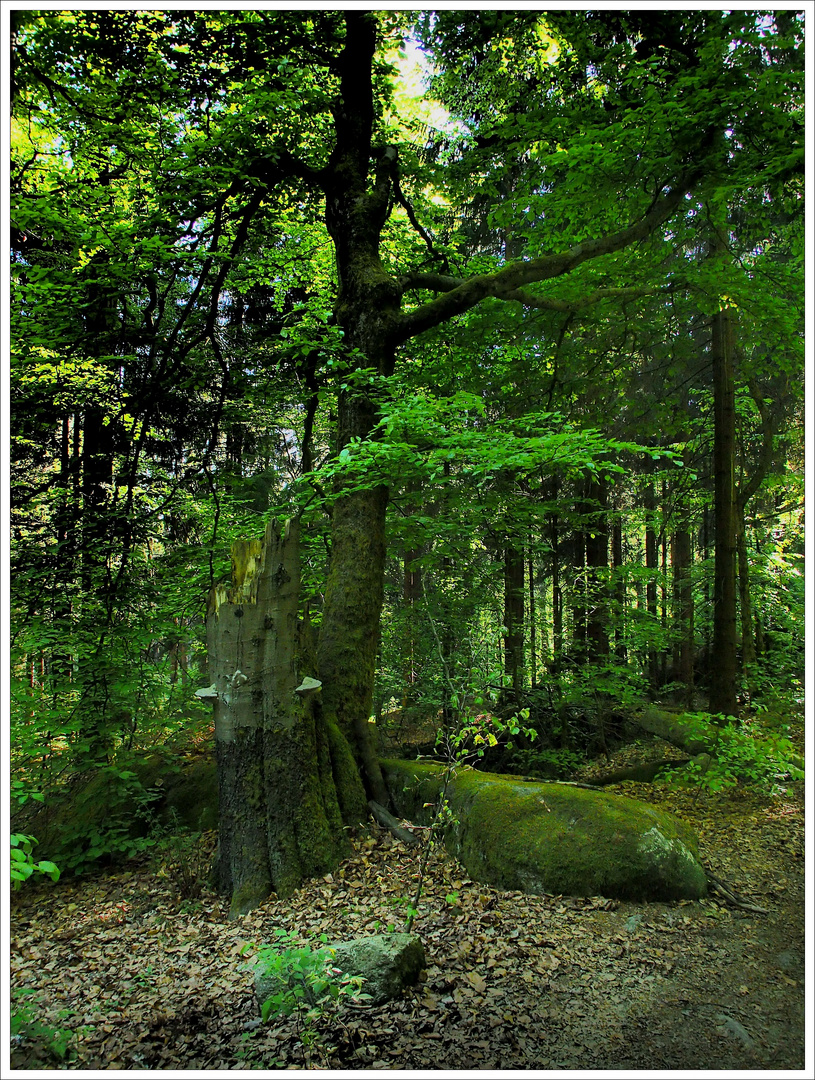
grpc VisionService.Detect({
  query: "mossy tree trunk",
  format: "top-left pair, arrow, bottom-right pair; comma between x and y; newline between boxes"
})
208,519 -> 360,916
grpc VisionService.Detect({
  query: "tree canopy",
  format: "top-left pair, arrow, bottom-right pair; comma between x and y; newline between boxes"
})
10,9 -> 804,909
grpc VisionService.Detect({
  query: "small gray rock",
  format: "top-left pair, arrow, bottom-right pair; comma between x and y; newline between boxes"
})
716,1013 -> 754,1050
328,933 -> 426,1006
775,948 -> 802,975
254,932 -> 425,1014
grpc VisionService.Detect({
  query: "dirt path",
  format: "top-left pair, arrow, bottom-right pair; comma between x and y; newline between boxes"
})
10,766 -> 805,1071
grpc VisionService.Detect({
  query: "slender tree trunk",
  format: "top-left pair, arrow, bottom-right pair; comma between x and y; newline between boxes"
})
584,475 -> 609,661
753,522 -> 766,659
503,543 -> 525,703
737,505 -> 757,677
611,504 -> 627,662
671,517 -> 694,703
708,226 -> 739,717
644,480 -> 660,692
570,520 -> 587,664
550,511 -> 563,664
659,479 -> 669,688
402,544 -> 422,710
734,378 -> 780,693
528,553 -> 538,687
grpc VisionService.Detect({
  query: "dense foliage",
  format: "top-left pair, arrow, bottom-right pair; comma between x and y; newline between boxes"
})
9,11 -> 804,867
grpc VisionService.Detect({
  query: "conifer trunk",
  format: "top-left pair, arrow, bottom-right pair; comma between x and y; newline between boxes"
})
584,475 -> 610,661
708,226 -> 739,717
503,544 -> 525,703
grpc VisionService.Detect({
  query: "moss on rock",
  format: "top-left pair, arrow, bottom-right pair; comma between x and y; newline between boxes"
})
16,755 -> 218,868
327,933 -> 425,1005
382,759 -> 707,902
161,760 -> 218,831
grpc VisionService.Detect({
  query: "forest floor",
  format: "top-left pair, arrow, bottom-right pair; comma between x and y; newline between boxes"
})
9,736 -> 807,1073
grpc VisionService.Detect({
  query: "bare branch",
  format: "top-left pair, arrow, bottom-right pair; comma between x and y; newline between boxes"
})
389,165 -> 449,272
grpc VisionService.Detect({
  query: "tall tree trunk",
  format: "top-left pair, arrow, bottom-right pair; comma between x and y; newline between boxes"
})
644,479 -> 660,693
550,511 -> 563,664
402,546 -> 422,710
659,479 -> 669,688
708,226 -> 739,717
528,553 -> 538,687
314,12 -> 401,808
671,516 -> 695,703
569,521 -> 587,664
736,505 -> 757,677
584,475 -> 609,661
208,519 -> 356,916
611,502 -> 627,662
735,378 -> 780,693
503,543 -> 525,703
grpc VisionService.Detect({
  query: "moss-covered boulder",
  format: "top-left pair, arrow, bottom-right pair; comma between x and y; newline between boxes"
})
160,759 -> 218,832
14,755 -> 218,868
382,759 -> 707,902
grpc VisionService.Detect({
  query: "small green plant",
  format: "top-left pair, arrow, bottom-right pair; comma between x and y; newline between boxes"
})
666,714 -> 804,795
10,989 -> 81,1065
48,763 -> 168,874
10,834 -> 60,888
245,929 -> 368,1067
133,963 -> 155,988
153,827 -> 209,901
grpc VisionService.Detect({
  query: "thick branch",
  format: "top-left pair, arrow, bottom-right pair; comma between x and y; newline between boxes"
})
400,273 -> 672,313
391,174 -> 699,345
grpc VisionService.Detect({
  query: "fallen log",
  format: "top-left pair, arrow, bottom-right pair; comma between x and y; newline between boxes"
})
632,708 -> 713,756
630,709 -> 804,779
382,759 -> 708,902
705,869 -> 769,914
589,754 -> 711,787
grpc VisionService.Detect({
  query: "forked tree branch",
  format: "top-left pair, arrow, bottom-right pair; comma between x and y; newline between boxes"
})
390,171 -> 702,345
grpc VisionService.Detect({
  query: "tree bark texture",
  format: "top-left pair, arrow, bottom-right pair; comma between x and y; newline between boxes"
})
708,227 -> 739,716
503,544 -> 525,703
644,480 -> 660,692
584,475 -> 610,661
207,519 -> 359,915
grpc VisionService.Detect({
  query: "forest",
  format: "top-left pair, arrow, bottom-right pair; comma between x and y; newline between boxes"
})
8,8 -> 806,1073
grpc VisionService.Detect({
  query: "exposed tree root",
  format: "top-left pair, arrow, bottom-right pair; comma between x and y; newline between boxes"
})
368,800 -> 421,846
704,868 -> 769,914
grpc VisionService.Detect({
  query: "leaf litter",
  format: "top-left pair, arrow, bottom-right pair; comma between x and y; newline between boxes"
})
10,757 -> 805,1071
